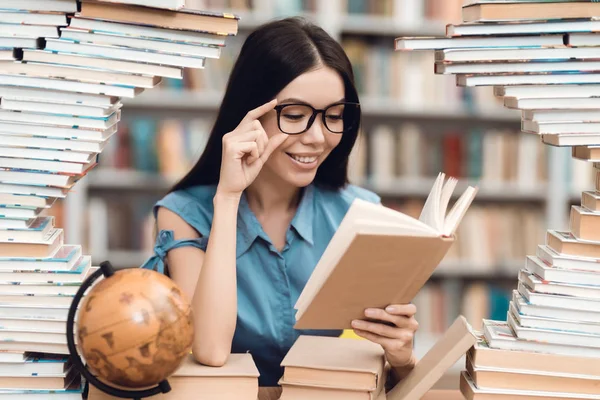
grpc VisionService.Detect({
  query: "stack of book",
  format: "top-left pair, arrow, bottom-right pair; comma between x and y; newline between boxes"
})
0,2 -> 91,399
464,329 -> 600,399
0,0 -> 239,398
87,353 -> 260,400
398,0 -> 600,147
279,335 -> 387,400
395,0 -> 600,399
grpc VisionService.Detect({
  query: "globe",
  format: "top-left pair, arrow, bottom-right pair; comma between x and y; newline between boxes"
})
76,268 -> 194,389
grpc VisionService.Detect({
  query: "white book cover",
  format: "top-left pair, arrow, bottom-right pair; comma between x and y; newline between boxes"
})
523,109 -> 600,123
448,19 -> 600,37
93,0 -> 185,10
59,28 -> 221,59
0,194 -> 55,209
0,217 -> 53,243
0,98 -> 122,118
458,73 -> 600,87
497,84 -> 600,99
508,309 -> 600,349
0,146 -> 95,164
0,73 -> 143,98
0,133 -> 108,153
0,183 -> 68,199
543,133 -> 600,147
519,269 -> 600,300
519,281 -> 600,314
397,34 -> 564,50
483,318 -> 600,358
506,97 -> 600,111
461,371 -> 600,399
0,169 -> 79,189
438,47 -> 600,63
0,12 -> 67,26
525,255 -> 600,286
0,85 -> 117,108
22,50 -> 183,80
437,61 -> 600,75
0,60 -> 161,89
0,121 -> 116,142
69,16 -> 226,46
514,289 -> 600,324
0,245 -> 81,271
0,157 -> 96,175
0,256 -> 90,284
45,39 -> 206,70
0,207 -> 39,220
510,301 -> 600,337
0,0 -> 77,12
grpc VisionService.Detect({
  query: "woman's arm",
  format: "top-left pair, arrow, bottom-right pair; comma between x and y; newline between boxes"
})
156,192 -> 240,367
156,99 -> 287,367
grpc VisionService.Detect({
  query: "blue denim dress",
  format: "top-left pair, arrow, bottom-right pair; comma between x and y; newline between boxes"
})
141,183 -> 380,386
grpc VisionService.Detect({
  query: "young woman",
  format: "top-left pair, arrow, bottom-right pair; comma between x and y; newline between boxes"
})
142,17 -> 418,389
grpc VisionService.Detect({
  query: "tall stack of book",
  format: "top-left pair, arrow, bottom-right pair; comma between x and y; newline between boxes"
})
0,0 -> 238,398
396,1 -> 600,399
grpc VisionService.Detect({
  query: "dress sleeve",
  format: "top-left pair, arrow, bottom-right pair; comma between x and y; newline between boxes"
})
140,230 -> 208,275
140,189 -> 213,275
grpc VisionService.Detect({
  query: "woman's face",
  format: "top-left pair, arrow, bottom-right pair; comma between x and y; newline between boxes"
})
259,66 -> 345,188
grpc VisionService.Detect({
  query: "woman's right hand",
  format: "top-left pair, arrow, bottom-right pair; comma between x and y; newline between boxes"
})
217,99 -> 288,197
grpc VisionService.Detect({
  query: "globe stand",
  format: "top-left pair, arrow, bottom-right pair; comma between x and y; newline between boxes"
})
67,261 -> 172,400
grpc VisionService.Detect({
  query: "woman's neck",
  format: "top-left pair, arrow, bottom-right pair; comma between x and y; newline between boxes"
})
245,174 -> 300,214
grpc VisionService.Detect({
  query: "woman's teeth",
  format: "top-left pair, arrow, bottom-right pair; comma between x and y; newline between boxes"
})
291,155 -> 317,164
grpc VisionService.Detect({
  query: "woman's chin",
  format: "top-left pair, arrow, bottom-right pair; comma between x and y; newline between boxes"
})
282,170 -> 317,188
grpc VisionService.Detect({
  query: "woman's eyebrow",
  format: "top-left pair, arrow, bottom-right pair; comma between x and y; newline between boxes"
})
279,97 -> 347,105
279,97 -> 309,104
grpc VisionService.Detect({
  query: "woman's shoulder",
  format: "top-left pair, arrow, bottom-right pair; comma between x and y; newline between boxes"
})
153,184 -> 218,234
156,184 -> 218,214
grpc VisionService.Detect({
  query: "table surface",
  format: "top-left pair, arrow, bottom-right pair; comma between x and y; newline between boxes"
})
257,387 -> 463,400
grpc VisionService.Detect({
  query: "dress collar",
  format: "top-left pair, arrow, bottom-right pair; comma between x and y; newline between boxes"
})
236,184 -> 315,257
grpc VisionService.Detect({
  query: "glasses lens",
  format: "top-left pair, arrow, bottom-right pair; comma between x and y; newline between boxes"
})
325,103 -> 360,133
278,104 -> 314,135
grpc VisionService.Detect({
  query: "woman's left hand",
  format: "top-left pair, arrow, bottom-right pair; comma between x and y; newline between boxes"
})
351,304 -> 418,369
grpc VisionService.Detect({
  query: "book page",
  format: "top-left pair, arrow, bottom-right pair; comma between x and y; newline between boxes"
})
354,219 -> 438,237
419,173 -> 444,232
443,186 -> 478,236
439,176 -> 457,226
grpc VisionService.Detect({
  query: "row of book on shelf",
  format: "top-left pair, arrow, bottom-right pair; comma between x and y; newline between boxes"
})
81,192 -> 545,274
364,125 -> 549,188
98,118 -> 593,195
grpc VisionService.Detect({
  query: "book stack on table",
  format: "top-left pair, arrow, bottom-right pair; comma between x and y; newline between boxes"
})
0,0 -> 238,398
396,1 -> 600,399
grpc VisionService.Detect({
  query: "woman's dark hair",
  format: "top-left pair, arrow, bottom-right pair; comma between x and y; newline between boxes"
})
170,17 -> 361,193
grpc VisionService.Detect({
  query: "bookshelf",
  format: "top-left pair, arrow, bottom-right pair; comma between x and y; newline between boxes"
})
65,0 -> 585,267
63,0 -> 588,360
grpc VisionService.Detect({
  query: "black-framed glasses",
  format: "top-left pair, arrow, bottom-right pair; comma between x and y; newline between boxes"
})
274,102 -> 360,135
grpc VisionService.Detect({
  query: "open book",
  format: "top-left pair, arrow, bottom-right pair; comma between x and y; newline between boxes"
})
294,173 -> 478,329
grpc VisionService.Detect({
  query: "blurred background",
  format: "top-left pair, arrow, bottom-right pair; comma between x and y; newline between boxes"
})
45,0 -> 589,367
